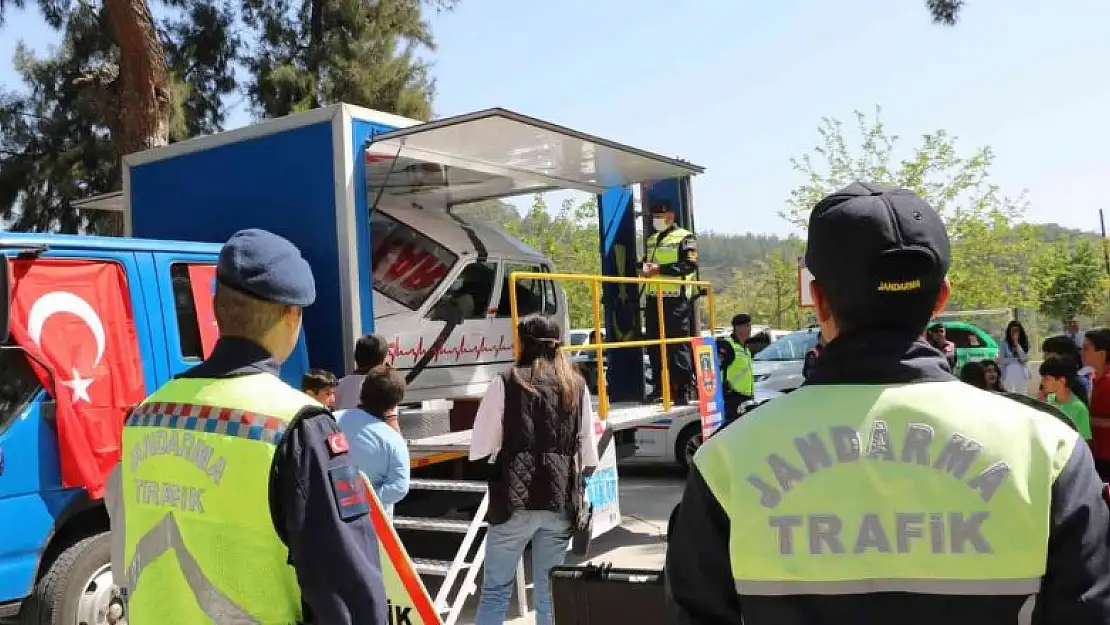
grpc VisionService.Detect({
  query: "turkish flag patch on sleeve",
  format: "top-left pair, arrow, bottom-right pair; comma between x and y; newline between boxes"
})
327,432 -> 350,456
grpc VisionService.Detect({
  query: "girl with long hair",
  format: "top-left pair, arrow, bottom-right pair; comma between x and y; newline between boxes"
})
959,361 -> 989,390
999,320 -> 1031,394
469,315 -> 599,625
980,359 -> 1005,392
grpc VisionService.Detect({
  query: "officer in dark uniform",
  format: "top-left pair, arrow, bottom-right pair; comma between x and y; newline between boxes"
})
717,313 -> 755,425
667,183 -> 1110,624
640,201 -> 699,404
128,229 -> 388,624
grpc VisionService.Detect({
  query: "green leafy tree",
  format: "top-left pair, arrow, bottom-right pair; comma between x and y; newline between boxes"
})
457,195 -> 602,327
782,106 -> 1042,311
1,0 -> 450,232
1037,239 -> 1109,323
244,0 -> 454,120
712,246 -> 808,331
515,195 -> 600,327
0,0 -> 238,232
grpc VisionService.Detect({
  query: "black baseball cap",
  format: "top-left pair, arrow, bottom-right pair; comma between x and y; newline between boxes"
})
649,201 -> 673,215
804,182 -> 950,325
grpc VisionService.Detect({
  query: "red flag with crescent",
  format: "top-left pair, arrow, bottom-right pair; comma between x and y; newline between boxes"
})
8,259 -> 146,499
186,264 -> 218,358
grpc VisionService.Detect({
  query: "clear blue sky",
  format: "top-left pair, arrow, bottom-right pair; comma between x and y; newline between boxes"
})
3,0 -> 1110,237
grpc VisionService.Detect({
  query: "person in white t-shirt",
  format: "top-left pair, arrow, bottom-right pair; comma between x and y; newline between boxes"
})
335,334 -> 389,410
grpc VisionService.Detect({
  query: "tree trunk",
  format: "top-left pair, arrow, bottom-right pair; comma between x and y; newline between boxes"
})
98,0 -> 170,235
103,0 -> 170,153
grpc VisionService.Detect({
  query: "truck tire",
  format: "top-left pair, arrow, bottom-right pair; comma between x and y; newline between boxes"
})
21,532 -> 125,625
674,423 -> 703,473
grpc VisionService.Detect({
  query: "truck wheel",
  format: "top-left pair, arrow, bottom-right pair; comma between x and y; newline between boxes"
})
674,423 -> 703,472
22,532 -> 126,625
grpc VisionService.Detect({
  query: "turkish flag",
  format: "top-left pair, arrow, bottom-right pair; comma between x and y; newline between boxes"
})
8,259 -> 146,499
186,264 -> 218,358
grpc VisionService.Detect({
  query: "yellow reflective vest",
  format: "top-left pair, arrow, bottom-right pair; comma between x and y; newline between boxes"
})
724,337 -> 754,397
113,373 -> 317,624
644,227 -> 695,297
694,380 -> 1078,596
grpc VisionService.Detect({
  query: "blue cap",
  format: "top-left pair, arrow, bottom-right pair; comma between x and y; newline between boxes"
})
216,229 -> 316,307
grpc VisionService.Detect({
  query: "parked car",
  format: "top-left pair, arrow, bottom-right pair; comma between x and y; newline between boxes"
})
746,328 -> 791,356
752,327 -> 822,393
936,320 -> 999,371
621,386 -> 784,470
567,327 -> 655,395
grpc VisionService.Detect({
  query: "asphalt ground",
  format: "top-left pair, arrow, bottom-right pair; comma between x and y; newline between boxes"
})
454,464 -> 684,625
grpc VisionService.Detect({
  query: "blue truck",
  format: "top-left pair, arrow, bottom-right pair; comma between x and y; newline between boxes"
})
0,103 -> 712,623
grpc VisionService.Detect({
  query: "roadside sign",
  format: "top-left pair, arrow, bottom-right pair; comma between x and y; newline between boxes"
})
692,336 -> 725,440
798,257 -> 815,308
361,473 -> 443,624
586,423 -> 621,537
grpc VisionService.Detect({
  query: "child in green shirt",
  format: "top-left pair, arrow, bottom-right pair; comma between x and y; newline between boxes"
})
1039,358 -> 1093,441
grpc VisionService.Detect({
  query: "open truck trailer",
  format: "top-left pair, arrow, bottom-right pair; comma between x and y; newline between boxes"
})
0,103 -> 722,624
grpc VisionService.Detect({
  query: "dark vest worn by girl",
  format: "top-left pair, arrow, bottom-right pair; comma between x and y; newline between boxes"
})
486,370 -> 580,525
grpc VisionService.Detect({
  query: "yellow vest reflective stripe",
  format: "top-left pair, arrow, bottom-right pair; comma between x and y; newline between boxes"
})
694,381 -> 1077,596
725,337 -> 754,396
645,227 -> 694,297
118,374 -> 316,625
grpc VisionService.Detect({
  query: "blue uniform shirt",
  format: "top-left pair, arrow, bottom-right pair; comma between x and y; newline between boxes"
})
180,337 -> 388,625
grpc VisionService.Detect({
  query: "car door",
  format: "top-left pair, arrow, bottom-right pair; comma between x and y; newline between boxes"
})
416,258 -> 505,399
0,250 -> 155,601
150,254 -> 309,387
494,260 -> 561,340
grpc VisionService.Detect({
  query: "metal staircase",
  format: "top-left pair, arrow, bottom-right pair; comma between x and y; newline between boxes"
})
395,478 -> 528,624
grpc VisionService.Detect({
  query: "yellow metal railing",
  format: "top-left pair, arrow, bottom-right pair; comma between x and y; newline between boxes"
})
508,272 -> 716,418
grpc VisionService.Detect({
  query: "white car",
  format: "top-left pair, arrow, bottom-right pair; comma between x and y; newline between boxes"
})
621,386 -> 784,470
752,327 -> 821,393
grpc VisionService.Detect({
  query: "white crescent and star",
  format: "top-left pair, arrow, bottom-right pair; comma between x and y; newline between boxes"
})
27,291 -> 106,404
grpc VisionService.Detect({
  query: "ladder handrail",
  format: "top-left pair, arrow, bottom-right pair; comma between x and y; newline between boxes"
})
507,270 -> 717,417
436,492 -> 489,619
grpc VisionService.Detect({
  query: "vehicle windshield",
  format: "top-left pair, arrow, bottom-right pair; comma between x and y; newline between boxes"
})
0,346 -> 43,434
370,211 -> 459,310
754,331 -> 818,362
569,332 -> 590,346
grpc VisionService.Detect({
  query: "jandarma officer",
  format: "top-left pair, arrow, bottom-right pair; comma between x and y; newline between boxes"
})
640,200 -> 699,404
718,313 -> 754,424
105,229 -> 388,625
666,183 -> 1110,624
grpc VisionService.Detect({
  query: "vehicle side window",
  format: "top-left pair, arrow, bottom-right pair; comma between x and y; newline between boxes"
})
754,332 -> 816,361
0,345 -> 43,435
371,211 -> 458,310
429,261 -> 498,322
946,329 -> 979,349
170,264 -> 204,360
746,331 -> 772,355
541,266 -> 558,315
497,263 -> 558,317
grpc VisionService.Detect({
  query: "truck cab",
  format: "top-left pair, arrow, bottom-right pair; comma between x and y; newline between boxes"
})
371,205 -> 568,402
0,104 -> 712,624
0,234 -> 308,623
